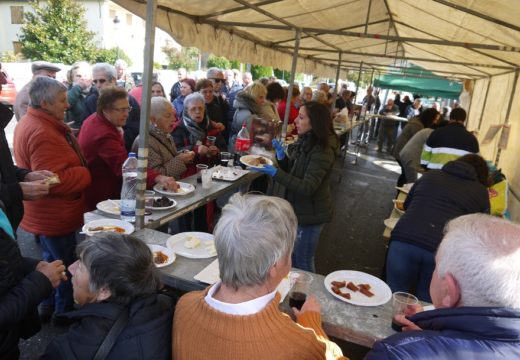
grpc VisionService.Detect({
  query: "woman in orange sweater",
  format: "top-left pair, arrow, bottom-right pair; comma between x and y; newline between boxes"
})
14,77 -> 91,324
173,193 -> 346,360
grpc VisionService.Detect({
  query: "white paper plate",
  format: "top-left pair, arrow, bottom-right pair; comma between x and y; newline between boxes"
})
96,199 -> 120,216
82,219 -> 134,236
211,166 -> 249,182
239,155 -> 273,169
194,259 -> 294,303
146,196 -> 177,211
324,270 -> 392,306
166,232 -> 216,259
148,244 -> 176,268
392,199 -> 405,215
384,218 -> 399,230
153,182 -> 195,196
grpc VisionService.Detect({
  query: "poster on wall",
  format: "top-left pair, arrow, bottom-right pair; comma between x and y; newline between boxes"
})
482,124 -> 502,145
498,125 -> 510,150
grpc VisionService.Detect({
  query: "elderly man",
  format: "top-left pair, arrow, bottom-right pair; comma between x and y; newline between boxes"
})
169,67 -> 187,102
14,61 -> 61,121
366,213 -> 520,359
242,71 -> 253,87
376,98 -> 400,153
173,193 -> 346,359
114,59 -> 134,91
80,63 -> 141,151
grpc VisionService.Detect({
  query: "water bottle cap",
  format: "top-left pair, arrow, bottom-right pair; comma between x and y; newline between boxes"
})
128,152 -> 137,157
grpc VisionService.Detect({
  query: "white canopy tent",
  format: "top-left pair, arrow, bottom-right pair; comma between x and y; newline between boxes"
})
113,0 -> 520,225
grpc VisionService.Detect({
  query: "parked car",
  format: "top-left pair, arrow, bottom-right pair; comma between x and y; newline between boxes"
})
0,67 -> 17,108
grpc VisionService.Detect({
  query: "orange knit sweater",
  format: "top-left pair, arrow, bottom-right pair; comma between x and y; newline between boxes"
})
172,288 -> 347,360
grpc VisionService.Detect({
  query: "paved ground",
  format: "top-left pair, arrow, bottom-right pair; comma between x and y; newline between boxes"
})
13,129 -> 399,359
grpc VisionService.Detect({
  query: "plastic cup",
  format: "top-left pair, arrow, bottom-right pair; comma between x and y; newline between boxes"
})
289,272 -> 313,310
144,190 -> 155,207
391,292 -> 418,332
206,136 -> 216,146
196,164 -> 208,183
201,169 -> 212,189
220,152 -> 232,167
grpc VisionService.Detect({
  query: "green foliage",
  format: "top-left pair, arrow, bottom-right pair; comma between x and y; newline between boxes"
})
0,52 -> 18,62
162,45 -> 200,71
153,62 -> 164,70
274,68 -> 290,82
18,0 -> 98,64
207,55 -> 231,70
230,60 -> 241,69
93,48 -> 132,66
251,65 -> 272,80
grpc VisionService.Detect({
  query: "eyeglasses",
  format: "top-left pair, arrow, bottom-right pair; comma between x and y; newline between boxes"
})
211,78 -> 224,83
188,106 -> 204,113
92,79 -> 107,84
112,106 -> 133,113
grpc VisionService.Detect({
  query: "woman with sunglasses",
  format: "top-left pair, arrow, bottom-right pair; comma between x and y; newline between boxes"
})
78,87 -> 178,211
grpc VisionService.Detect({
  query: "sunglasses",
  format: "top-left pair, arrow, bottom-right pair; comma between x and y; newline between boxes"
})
93,79 -> 107,84
211,78 -> 224,83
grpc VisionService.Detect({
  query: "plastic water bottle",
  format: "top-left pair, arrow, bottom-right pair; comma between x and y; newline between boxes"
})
120,152 -> 138,222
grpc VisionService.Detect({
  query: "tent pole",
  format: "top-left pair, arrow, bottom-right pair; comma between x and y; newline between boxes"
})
135,0 -> 158,230
364,0 -> 372,34
369,69 -> 375,85
494,69 -> 519,166
354,62 -> 363,105
282,29 -> 301,139
477,79 -> 492,131
331,51 -> 343,113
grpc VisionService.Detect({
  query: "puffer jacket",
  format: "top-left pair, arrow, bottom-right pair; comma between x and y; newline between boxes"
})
230,92 -> 260,151
391,160 -> 490,252
274,132 -> 339,225
14,108 -> 91,236
0,103 -> 29,230
41,294 -> 175,360
0,228 -> 53,360
365,307 -> 520,360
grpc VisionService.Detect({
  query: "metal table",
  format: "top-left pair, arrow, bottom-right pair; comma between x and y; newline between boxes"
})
137,228 -> 398,348
84,170 -> 261,229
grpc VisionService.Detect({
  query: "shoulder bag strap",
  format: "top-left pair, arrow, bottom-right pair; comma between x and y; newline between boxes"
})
92,307 -> 130,360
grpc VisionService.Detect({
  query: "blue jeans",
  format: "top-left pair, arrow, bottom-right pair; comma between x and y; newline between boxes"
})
40,232 -> 77,313
292,224 -> 323,272
385,240 -> 435,302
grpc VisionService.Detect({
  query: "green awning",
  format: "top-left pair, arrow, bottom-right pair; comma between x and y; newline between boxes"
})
373,66 -> 463,99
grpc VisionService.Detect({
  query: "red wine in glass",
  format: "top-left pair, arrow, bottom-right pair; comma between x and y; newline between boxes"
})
289,291 -> 307,310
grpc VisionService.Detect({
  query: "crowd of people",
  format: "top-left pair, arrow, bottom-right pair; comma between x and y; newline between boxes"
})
1,58 -> 519,359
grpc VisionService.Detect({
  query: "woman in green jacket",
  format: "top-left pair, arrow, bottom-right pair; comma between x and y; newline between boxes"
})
255,101 -> 339,271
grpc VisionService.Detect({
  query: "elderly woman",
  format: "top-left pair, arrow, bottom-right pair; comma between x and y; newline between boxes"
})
173,193 -> 345,359
14,77 -> 92,323
172,92 -> 225,175
230,81 -> 266,151
79,87 -> 177,211
255,101 -> 340,272
386,154 -> 490,302
42,234 -> 174,359
132,97 -> 194,179
173,78 -> 195,121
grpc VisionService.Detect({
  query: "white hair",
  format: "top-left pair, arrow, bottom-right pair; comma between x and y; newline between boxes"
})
438,214 -> 520,308
214,193 -> 297,290
29,76 -> 67,109
150,96 -> 172,119
312,90 -> 327,104
92,63 -> 117,81
183,92 -> 204,110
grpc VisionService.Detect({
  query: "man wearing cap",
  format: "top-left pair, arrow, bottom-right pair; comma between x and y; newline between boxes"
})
14,61 -> 61,121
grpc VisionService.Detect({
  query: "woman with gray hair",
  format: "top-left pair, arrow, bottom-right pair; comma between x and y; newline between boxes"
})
132,97 -> 194,179
14,76 -> 92,324
42,234 -> 175,359
173,193 -> 345,359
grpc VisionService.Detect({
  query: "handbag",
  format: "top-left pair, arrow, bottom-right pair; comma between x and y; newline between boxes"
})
92,307 -> 129,360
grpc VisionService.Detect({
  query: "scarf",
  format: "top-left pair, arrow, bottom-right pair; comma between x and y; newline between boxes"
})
182,112 -> 209,146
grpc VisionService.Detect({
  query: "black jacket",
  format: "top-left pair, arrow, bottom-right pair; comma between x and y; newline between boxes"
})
41,294 -> 175,360
391,160 -> 490,252
274,132 -> 340,225
366,307 -> 520,359
0,103 -> 29,230
0,228 -> 53,360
